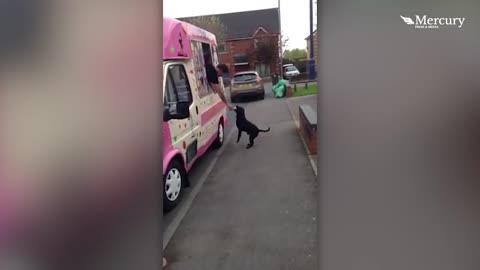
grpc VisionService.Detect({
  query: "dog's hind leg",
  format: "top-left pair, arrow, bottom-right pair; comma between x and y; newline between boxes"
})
246,133 -> 258,149
236,129 -> 242,143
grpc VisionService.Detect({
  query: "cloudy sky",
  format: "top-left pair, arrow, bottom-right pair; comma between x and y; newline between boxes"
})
164,0 -> 317,50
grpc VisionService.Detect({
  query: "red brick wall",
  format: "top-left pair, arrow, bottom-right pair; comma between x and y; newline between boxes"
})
218,39 -> 253,76
261,35 -> 280,76
218,35 -> 280,77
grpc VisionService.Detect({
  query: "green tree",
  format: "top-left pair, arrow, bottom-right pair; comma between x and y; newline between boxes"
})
254,38 -> 277,65
283,48 -> 307,60
183,16 -> 227,42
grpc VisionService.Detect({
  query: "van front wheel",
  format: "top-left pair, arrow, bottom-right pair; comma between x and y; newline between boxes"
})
211,122 -> 224,149
163,160 -> 185,212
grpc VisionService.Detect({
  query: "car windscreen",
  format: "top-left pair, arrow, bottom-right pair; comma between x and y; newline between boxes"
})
234,73 -> 257,82
285,66 -> 298,72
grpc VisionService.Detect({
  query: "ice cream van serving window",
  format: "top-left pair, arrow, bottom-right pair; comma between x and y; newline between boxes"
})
202,42 -> 215,94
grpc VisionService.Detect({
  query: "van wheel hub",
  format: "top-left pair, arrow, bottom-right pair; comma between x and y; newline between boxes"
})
165,168 -> 182,201
218,124 -> 224,143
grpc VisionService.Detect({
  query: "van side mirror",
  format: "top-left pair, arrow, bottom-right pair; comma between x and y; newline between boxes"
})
164,101 -> 190,121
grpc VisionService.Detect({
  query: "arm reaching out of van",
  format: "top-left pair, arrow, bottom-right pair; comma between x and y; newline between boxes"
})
210,83 -> 233,110
205,63 -> 234,110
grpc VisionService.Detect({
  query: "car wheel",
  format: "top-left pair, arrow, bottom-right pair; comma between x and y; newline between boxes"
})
163,160 -> 185,212
211,121 -> 224,149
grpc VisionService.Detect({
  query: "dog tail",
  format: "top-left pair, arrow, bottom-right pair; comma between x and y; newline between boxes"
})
259,127 -> 271,133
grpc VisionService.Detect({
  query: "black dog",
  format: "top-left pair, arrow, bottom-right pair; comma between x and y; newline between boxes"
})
233,105 -> 270,149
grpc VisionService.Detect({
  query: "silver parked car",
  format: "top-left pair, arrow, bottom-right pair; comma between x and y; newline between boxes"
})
283,64 -> 300,79
230,71 -> 265,102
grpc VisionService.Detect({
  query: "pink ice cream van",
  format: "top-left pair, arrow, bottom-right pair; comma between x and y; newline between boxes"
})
162,18 -> 228,211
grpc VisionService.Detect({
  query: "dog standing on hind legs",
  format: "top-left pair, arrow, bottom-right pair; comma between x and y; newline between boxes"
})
233,105 -> 271,149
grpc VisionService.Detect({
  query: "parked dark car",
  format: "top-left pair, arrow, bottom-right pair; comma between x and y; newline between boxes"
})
230,71 -> 265,102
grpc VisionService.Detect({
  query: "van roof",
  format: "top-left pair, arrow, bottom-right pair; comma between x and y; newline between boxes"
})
163,17 -> 217,60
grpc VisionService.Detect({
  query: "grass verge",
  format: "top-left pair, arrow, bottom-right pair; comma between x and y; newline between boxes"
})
292,83 -> 317,97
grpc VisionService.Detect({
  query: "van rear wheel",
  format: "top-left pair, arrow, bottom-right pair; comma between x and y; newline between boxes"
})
163,160 -> 185,212
211,122 -> 224,149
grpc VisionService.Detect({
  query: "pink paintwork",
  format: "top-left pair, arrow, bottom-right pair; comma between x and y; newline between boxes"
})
162,121 -> 182,174
162,17 -> 227,179
184,123 -> 221,173
163,18 -> 191,59
0,166 -> 27,248
200,101 -> 226,126
163,18 -> 217,60
193,127 -> 219,163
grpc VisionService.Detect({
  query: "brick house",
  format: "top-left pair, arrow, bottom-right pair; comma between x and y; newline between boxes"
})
305,30 -> 318,66
179,8 -> 281,78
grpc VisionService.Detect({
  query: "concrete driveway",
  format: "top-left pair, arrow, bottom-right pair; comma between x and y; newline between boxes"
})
163,83 -> 317,270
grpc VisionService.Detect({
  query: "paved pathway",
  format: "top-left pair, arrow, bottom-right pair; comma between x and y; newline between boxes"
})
286,94 -> 318,175
163,87 -> 317,270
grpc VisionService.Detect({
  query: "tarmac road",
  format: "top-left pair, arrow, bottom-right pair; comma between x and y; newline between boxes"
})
163,82 -> 317,270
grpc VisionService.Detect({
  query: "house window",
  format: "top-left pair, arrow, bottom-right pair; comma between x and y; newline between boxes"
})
254,38 -> 259,49
218,42 -> 227,53
233,54 -> 249,66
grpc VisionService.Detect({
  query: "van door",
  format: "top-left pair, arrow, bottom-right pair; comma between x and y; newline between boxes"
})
164,63 -> 199,165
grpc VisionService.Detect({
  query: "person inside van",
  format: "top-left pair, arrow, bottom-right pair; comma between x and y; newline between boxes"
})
205,57 -> 234,110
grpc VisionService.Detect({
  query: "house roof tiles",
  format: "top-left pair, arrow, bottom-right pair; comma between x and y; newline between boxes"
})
178,8 -> 280,40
